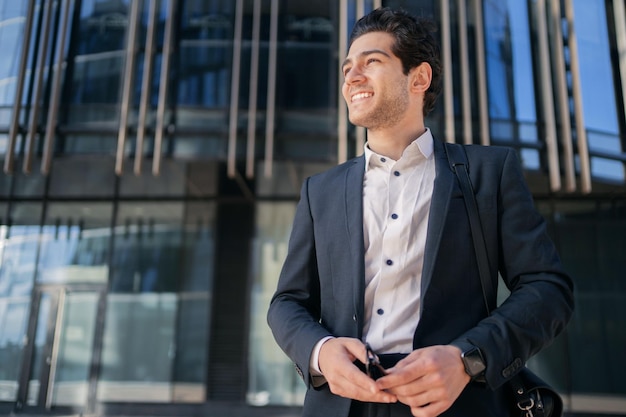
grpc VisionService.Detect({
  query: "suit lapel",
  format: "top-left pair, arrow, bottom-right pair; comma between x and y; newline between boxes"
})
342,147 -> 456,324
345,156 -> 366,333
420,140 -> 456,309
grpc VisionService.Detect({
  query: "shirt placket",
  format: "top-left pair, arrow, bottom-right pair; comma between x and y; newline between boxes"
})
370,161 -> 405,345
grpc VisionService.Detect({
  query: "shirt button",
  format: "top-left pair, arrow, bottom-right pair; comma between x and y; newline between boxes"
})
380,157 -> 386,163
386,259 -> 393,266
391,213 -> 398,219
377,309 -> 384,315
394,171 -> 400,176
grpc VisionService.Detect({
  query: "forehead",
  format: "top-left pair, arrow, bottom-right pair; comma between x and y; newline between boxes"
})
346,31 -> 396,61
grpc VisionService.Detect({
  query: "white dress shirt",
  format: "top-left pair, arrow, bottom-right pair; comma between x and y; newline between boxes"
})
362,129 -> 435,353
310,129 -> 436,376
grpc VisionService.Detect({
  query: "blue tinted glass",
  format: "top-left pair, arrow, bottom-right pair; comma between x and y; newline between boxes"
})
69,0 -> 131,117
573,0 -> 618,137
484,0 -> 537,143
572,0 -> 623,182
177,1 -> 234,108
0,3 -> 30,106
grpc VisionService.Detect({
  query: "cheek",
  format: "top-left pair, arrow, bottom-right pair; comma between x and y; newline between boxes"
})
341,83 -> 349,102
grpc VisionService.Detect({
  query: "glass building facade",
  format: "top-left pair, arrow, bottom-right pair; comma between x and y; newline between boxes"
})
0,0 -> 624,416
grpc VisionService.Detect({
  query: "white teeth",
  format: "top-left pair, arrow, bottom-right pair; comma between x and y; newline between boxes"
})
352,92 -> 373,102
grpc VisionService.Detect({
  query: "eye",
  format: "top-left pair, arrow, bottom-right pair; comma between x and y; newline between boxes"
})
366,57 -> 380,65
342,66 -> 351,77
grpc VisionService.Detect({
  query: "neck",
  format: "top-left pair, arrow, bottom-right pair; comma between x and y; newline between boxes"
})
366,126 -> 427,160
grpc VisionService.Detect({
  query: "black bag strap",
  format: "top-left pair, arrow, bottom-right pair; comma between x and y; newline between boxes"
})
444,142 -> 495,313
445,142 -> 563,417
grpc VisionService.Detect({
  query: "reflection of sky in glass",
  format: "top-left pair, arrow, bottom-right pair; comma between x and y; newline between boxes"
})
574,0 -> 622,181
507,0 -> 535,122
574,0 -> 618,136
484,0 -> 536,123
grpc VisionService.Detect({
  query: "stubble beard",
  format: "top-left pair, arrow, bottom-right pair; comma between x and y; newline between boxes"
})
348,78 -> 410,131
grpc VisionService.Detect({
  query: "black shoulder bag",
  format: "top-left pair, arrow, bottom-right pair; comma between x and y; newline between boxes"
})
445,142 -> 564,417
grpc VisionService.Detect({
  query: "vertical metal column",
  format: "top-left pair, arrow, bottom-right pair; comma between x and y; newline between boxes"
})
564,0 -> 592,193
264,0 -> 279,178
153,0 -> 176,176
227,0 -> 244,178
473,0 -> 490,146
458,0 -> 472,145
42,0 -> 72,175
5,0 -> 36,174
134,0 -> 158,175
614,0 -> 626,161
45,290 -> 66,410
549,0 -> 576,192
115,0 -> 141,175
245,0 -> 262,178
535,0 -> 561,192
337,0 -> 349,164
354,0 -> 366,156
441,0 -> 455,143
23,0 -> 55,174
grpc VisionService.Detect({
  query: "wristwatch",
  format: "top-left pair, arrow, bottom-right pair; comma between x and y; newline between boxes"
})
460,346 -> 486,379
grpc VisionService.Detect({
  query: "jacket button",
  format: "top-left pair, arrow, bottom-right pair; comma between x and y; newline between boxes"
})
352,314 -> 357,322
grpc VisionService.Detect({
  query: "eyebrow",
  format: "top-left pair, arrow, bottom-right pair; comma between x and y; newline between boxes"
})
341,49 -> 392,70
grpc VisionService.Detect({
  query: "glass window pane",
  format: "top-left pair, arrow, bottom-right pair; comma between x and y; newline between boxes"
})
0,203 -> 40,401
51,292 -> 99,407
247,201 -> 305,406
110,202 -> 185,293
0,2 -> 32,131
548,200 -> 626,395
67,0 -> 130,128
101,201 -> 214,403
572,0 -> 624,182
3,203 -> 42,296
98,293 -> 176,402
484,0 -> 538,147
36,202 -> 112,285
0,296 -> 30,401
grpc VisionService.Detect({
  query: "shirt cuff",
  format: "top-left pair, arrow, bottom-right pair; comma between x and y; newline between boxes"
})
310,336 -> 335,375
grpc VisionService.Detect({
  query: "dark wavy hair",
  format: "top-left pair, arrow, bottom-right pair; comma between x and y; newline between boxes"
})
348,7 -> 442,117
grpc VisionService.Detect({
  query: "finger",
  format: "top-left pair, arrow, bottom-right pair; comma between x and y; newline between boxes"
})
342,338 -> 372,365
374,363 -> 426,391
330,370 -> 397,403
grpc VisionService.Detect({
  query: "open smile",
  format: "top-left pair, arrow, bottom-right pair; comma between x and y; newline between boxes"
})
351,92 -> 374,102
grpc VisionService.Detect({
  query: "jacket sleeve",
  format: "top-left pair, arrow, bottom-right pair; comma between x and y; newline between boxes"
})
451,147 -> 574,390
266,177 -> 333,388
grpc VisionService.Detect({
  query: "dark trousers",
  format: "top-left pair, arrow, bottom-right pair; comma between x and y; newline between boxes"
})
349,353 -> 414,417
348,400 -> 414,417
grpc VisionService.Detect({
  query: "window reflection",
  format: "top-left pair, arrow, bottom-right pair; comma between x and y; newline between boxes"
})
0,3 -> 29,110
0,296 -> 29,402
247,201 -> 305,406
100,201 -> 214,403
51,292 -> 99,407
69,0 -> 131,127
484,0 -> 538,149
98,293 -> 177,402
572,0 -> 623,182
37,203 -> 113,285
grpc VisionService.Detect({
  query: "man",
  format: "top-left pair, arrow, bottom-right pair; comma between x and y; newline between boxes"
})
267,7 -> 574,417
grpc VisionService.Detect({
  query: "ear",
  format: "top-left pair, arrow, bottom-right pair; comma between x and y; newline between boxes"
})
409,62 -> 432,94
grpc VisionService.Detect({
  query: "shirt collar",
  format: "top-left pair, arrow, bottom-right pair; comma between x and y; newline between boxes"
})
364,128 -> 434,171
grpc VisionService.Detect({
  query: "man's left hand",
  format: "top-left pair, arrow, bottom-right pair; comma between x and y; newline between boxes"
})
374,345 -> 471,417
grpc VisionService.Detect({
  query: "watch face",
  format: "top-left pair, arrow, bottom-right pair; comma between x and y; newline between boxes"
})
463,347 -> 486,377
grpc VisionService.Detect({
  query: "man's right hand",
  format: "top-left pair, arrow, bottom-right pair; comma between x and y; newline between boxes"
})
317,337 -> 397,403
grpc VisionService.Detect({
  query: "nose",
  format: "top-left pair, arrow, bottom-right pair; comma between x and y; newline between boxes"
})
344,65 -> 365,85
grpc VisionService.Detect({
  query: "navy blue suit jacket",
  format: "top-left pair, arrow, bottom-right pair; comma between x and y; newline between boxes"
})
267,139 -> 574,416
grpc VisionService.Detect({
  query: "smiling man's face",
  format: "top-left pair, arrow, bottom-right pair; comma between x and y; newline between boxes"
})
341,32 -> 411,131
